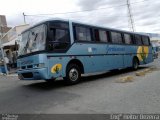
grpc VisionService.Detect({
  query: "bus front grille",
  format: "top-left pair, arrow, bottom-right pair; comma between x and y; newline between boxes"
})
21,72 -> 33,78
27,65 -> 33,69
21,65 -> 33,69
21,66 -> 26,69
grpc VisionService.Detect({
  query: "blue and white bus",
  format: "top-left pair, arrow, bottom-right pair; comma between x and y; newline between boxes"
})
17,19 -> 153,85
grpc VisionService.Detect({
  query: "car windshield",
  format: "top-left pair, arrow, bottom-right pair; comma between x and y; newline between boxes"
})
18,24 -> 47,56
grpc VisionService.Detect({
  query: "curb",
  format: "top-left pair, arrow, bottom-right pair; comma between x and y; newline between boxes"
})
0,73 -> 18,77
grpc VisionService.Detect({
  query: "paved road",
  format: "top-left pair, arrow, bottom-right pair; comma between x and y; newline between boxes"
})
0,58 -> 160,114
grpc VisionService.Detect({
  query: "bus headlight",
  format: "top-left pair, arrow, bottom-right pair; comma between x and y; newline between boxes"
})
33,63 -> 45,68
38,63 -> 45,68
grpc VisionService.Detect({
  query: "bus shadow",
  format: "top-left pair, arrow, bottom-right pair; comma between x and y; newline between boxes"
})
24,80 -> 66,90
81,66 -> 148,83
82,66 -> 149,82
24,66 -> 149,90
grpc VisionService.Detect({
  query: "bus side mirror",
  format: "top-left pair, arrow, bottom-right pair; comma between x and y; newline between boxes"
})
15,42 -> 19,58
15,42 -> 18,51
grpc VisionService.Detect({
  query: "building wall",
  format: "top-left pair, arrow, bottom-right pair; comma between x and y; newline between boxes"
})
0,26 -> 11,33
1,24 -> 30,44
0,15 -> 11,40
0,15 -> 7,26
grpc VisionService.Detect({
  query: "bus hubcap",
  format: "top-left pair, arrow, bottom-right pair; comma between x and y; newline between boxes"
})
135,63 -> 137,68
134,61 -> 138,69
69,68 -> 78,81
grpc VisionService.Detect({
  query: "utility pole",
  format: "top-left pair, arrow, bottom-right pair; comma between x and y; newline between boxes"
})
23,12 -> 26,24
127,0 -> 135,32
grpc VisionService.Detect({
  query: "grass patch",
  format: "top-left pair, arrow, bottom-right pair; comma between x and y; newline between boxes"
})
149,67 -> 160,71
136,67 -> 160,77
116,76 -> 134,83
135,71 -> 146,76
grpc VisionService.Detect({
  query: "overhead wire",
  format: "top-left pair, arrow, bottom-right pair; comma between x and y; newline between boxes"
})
24,0 -> 160,32
24,0 -> 152,17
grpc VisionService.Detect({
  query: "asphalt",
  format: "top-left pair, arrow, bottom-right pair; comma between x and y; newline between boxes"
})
0,58 -> 160,114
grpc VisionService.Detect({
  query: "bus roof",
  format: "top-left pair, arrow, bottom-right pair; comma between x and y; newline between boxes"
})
22,18 -> 149,37
21,18 -> 69,33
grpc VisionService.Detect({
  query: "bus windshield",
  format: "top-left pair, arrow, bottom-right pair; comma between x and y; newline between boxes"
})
18,24 -> 47,56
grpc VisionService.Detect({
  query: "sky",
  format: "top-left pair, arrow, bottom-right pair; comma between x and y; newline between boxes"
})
0,0 -> 160,33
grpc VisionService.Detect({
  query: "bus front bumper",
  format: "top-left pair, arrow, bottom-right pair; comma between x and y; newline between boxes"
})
17,68 -> 48,80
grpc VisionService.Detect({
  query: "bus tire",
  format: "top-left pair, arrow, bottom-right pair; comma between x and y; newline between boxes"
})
132,58 -> 139,70
64,64 -> 81,85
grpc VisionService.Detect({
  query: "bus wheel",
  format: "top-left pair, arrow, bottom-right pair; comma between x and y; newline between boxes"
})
132,58 -> 139,70
65,64 -> 81,85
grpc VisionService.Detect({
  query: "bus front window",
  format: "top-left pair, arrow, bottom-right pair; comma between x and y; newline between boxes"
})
18,24 -> 46,56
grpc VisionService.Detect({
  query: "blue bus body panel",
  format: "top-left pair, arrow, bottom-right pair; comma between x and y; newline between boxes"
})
17,54 -> 49,80
17,43 -> 153,80
46,43 -> 153,79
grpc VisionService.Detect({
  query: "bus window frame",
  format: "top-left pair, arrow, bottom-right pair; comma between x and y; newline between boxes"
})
72,23 -> 152,48
123,33 -> 134,45
110,30 -> 124,45
73,23 -> 113,45
133,34 -> 143,46
18,22 -> 49,58
94,28 -> 110,43
47,21 -> 71,53
142,36 -> 150,46
18,20 -> 153,59
73,24 -> 93,42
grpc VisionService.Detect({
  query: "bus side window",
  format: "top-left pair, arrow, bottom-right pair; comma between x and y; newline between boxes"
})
111,31 -> 123,44
124,33 -> 133,45
134,35 -> 142,45
75,26 -> 91,41
99,30 -> 109,43
142,36 -> 150,46
49,28 -> 70,50
55,29 -> 69,42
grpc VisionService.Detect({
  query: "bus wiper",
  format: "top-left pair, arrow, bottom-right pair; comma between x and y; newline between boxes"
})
33,33 -> 38,41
